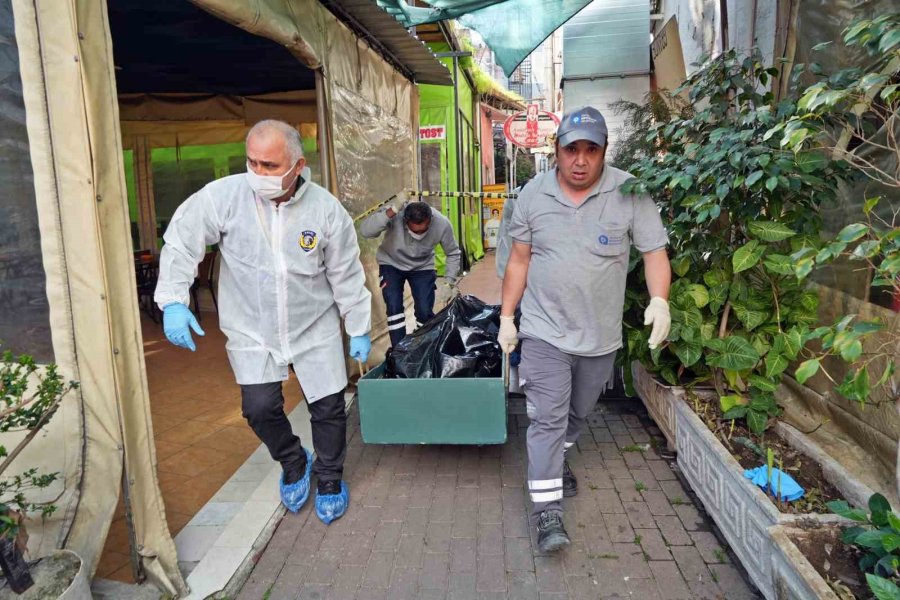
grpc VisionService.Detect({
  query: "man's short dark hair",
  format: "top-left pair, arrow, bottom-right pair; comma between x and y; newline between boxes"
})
403,202 -> 432,225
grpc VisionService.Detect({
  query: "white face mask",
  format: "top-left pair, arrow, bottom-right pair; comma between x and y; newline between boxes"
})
246,160 -> 300,201
408,229 -> 427,240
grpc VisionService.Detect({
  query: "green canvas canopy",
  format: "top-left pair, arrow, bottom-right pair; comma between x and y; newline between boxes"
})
376,0 -> 592,75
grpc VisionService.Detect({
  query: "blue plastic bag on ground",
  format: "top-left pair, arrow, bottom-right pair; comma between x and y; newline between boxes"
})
744,466 -> 805,501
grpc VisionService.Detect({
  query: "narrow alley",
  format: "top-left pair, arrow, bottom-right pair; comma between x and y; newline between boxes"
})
234,255 -> 759,600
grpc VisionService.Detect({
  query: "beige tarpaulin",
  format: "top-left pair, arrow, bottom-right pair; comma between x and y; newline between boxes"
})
10,0 -> 185,594
118,91 -> 319,130
7,0 -> 419,595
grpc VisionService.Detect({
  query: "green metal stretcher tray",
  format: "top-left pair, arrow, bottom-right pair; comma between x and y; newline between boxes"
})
357,355 -> 508,445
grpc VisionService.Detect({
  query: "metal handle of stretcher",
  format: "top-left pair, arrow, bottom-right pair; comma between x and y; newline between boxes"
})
503,353 -> 510,390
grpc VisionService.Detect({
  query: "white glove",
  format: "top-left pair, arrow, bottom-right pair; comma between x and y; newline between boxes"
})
498,316 -> 518,354
644,297 -> 671,350
386,195 -> 409,217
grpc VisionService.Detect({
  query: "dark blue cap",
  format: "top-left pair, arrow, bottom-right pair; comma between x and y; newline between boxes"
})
557,106 -> 608,147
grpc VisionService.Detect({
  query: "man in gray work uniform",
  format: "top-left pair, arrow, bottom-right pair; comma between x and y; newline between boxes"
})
498,106 -> 672,552
360,200 -> 462,346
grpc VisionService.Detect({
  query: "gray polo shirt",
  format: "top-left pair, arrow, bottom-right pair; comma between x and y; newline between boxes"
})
508,166 -> 668,356
359,205 -> 462,279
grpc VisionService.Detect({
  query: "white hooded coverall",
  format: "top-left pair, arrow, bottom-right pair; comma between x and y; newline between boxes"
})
154,168 -> 372,403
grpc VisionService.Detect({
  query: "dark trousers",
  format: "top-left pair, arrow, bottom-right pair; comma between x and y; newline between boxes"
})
380,264 -> 437,347
240,383 -> 347,482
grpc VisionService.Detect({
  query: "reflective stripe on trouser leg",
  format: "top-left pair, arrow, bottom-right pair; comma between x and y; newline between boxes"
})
565,351 -> 617,445
528,478 -> 564,504
380,264 -> 407,347
386,313 -> 406,346
521,337 -> 575,520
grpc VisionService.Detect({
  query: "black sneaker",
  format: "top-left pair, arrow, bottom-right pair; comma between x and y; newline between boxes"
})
537,511 -> 571,553
317,479 -> 342,495
282,453 -> 309,485
563,459 -> 578,497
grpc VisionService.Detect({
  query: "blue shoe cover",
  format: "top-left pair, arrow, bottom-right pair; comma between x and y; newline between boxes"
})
315,481 -> 349,524
280,448 -> 313,513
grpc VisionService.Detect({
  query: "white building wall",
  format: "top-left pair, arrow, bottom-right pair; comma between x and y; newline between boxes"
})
657,0 -> 778,73
562,76 -> 650,162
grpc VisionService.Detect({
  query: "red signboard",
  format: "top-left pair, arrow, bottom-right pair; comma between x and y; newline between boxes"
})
419,125 -> 446,141
503,105 -> 560,148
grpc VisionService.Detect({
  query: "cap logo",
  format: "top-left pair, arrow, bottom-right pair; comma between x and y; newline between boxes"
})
579,114 -> 598,124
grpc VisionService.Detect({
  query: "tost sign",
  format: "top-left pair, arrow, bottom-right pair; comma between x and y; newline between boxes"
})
503,104 -> 560,148
419,125 -> 446,140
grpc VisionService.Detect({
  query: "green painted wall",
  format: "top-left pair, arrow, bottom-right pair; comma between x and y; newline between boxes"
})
418,42 -> 485,272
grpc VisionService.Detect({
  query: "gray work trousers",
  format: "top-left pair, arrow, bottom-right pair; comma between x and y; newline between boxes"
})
520,337 -> 616,519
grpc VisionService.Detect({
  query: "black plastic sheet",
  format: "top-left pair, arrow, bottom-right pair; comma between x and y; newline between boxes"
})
385,295 -> 502,379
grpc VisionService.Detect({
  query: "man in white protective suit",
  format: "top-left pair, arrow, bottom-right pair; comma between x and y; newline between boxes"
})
154,119 -> 371,525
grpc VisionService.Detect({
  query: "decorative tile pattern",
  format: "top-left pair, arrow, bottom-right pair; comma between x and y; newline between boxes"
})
631,362 -> 679,450
675,400 -> 779,598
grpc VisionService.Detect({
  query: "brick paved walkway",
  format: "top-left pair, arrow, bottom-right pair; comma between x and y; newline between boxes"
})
235,395 -> 760,599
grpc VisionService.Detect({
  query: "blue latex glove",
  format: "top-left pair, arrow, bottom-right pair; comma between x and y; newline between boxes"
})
349,334 -> 371,363
744,466 -> 805,501
163,303 -> 205,351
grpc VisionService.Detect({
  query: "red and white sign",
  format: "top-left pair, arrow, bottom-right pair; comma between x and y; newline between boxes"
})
419,125 -> 446,141
503,105 -> 560,149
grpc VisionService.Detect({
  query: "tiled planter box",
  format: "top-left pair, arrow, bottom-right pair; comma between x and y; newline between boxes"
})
769,522 -> 849,600
675,398 -> 783,598
674,400 -> 874,599
631,364 -> 874,599
631,361 -> 717,450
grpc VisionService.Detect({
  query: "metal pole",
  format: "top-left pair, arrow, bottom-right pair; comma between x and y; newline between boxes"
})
315,70 -> 332,192
434,51 -> 472,270
452,54 -> 465,269
417,133 -> 423,193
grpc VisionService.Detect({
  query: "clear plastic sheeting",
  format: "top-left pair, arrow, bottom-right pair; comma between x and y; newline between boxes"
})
385,295 -> 502,379
330,83 -> 415,340
773,0 -> 900,506
792,0 -> 900,305
331,83 -> 413,208
0,0 -> 52,361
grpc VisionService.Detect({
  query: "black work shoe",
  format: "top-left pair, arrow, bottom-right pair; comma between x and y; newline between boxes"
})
282,455 -> 309,485
537,511 -> 571,553
317,479 -> 342,495
563,459 -> 578,497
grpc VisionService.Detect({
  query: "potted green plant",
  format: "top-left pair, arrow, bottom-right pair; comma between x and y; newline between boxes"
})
0,349 -> 88,598
615,37 -> 892,597
609,90 -> 699,448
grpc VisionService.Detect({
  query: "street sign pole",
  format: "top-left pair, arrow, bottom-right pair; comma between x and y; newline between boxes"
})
434,50 -> 473,270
